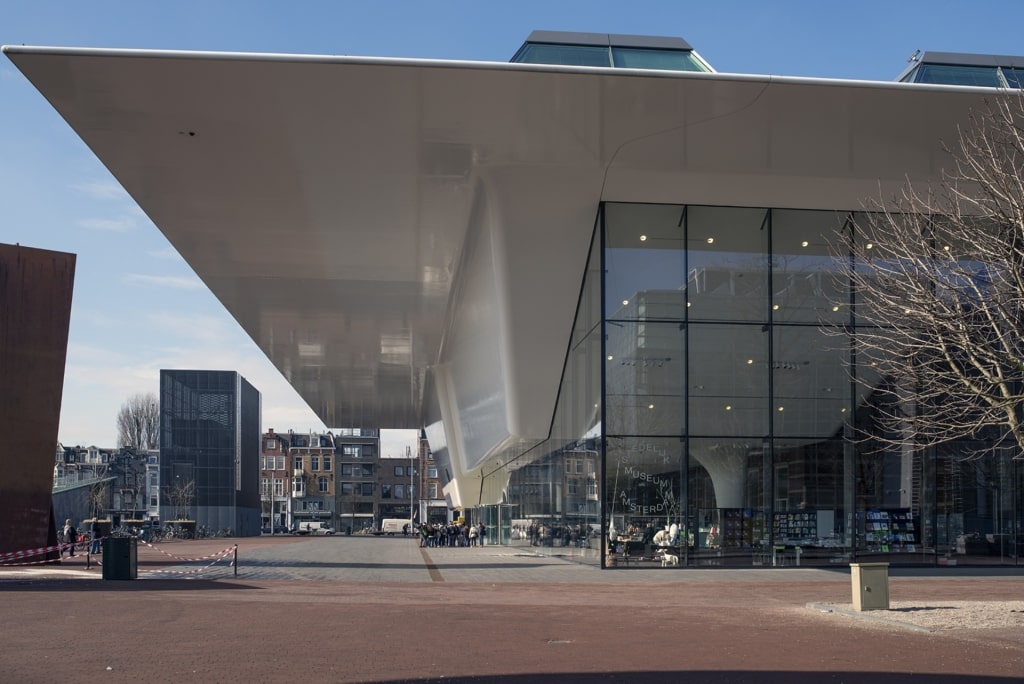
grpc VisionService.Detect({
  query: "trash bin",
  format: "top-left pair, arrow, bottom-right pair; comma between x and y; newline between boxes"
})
102,537 -> 138,580
850,562 -> 889,611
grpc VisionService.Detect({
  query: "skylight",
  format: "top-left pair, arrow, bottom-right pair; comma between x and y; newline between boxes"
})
511,30 -> 713,73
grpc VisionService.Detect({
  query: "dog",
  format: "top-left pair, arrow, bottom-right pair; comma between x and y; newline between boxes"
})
659,551 -> 679,567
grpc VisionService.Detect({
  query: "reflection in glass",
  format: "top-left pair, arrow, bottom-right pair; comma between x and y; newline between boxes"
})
605,320 -> 684,436
688,324 -> 769,437
687,206 -> 769,323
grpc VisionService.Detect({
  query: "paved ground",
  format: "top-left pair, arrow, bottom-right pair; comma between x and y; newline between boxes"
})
1,535 -> 1021,683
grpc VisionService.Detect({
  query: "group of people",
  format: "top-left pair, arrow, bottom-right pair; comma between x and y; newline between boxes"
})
418,521 -> 487,548
59,519 -> 104,557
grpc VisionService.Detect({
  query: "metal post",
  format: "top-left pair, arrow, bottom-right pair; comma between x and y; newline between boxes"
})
233,544 -> 238,576
405,444 -> 409,532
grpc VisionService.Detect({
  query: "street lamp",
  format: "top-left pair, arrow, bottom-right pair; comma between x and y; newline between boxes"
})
407,445 -> 414,534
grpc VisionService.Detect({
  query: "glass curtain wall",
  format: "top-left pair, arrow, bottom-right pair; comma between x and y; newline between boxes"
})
502,201 -> 1020,568
501,212 -> 604,564
599,202 -> 1024,568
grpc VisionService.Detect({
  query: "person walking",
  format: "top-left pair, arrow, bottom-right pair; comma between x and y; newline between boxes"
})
478,522 -> 487,547
61,519 -> 77,557
89,519 -> 102,554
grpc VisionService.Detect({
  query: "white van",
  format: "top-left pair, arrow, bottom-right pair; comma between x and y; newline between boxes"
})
379,518 -> 412,536
296,521 -> 335,535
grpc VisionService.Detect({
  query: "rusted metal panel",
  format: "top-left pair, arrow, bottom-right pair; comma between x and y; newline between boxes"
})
0,243 -> 76,559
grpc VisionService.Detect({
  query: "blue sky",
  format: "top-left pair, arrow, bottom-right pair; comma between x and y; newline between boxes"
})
2,1 -> 1022,449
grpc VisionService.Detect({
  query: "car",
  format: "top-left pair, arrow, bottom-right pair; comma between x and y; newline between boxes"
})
262,524 -> 289,535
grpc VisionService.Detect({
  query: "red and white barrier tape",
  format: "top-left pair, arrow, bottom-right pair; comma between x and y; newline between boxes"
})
133,537 -> 236,563
0,540 -> 85,565
141,547 -> 236,576
2,537 -> 237,577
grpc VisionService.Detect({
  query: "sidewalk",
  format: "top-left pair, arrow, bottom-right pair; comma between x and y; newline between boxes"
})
1,536 -> 1021,683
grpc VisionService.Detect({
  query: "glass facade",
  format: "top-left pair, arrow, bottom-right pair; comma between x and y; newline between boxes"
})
510,33 -> 711,73
901,60 -> 1024,89
159,370 -> 262,535
490,202 -> 1023,568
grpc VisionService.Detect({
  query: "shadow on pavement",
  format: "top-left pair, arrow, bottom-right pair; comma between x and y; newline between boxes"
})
0,579 -> 256,592
380,673 -> 1021,683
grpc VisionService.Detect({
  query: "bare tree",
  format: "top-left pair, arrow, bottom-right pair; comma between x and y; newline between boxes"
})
831,94 -> 1024,460
88,479 -> 110,519
116,392 -> 160,449
166,478 -> 196,521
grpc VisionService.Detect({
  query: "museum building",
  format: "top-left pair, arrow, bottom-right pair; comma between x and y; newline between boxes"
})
5,32 -> 1022,568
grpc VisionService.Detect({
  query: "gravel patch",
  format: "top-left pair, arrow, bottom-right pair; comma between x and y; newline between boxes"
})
819,600 -> 1024,631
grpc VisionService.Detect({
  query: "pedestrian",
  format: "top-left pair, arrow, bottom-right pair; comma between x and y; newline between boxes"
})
478,522 -> 487,547
90,519 -> 102,554
62,518 -> 77,557
468,523 -> 478,546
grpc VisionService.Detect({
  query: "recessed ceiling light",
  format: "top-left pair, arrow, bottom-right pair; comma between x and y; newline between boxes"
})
747,359 -> 754,365
866,243 -> 874,250
706,237 -> 714,244
777,406 -> 784,412
725,405 -> 732,411
640,235 -> 647,242
607,355 -> 614,361
801,241 -> 809,247
622,299 -> 629,306
772,304 -> 780,310
832,305 -> 840,312
648,403 -> 655,409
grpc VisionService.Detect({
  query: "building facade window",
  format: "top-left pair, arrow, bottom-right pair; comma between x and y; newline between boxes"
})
497,201 -> 997,570
311,455 -> 320,471
323,455 -> 332,471
318,476 -> 329,493
293,456 -> 303,471
381,484 -> 391,499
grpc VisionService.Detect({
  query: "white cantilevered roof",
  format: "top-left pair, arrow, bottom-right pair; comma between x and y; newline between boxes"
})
4,46 -> 1001,483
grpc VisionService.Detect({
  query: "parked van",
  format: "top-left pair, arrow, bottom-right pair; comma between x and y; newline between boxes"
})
296,521 -> 335,535
379,518 -> 412,536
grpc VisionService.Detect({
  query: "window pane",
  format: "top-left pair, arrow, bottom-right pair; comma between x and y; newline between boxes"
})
688,323 -> 769,437
605,320 -> 685,436
1003,67 -> 1024,88
686,206 -> 769,323
612,47 -> 709,72
772,326 -> 850,437
770,209 -> 848,324
604,203 -> 686,322
512,43 -> 610,67
913,64 -> 1002,87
